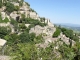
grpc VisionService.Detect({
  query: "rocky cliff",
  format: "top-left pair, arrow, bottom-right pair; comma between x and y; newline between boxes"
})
0,0 -> 78,60
0,0 -> 76,48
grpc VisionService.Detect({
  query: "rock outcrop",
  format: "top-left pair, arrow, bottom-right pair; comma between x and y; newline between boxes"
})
0,56 -> 10,60
29,25 -> 56,36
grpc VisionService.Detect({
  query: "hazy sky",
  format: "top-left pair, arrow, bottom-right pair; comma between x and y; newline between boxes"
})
24,0 -> 80,25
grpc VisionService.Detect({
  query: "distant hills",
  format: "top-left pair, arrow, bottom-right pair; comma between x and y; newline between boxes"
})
55,23 -> 80,31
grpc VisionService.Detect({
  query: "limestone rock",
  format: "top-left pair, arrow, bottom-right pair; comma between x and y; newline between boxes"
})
0,22 -> 15,33
58,33 -> 76,46
0,39 -> 7,47
29,12 -> 39,19
29,25 -> 56,36
1,12 -> 6,20
25,24 -> 30,27
11,2 -> 19,6
1,12 -> 10,20
10,11 -> 21,20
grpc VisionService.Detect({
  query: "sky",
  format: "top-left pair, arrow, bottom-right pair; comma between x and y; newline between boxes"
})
24,0 -> 80,25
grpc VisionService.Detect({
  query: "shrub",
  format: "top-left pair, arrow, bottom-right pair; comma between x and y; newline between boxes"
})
52,28 -> 61,37
19,23 -> 26,30
0,27 -> 11,38
24,18 -> 47,27
3,17 -> 9,23
14,6 -> 20,11
0,0 -> 2,8
60,27 -> 79,41
6,2 -> 15,13
10,18 -> 19,32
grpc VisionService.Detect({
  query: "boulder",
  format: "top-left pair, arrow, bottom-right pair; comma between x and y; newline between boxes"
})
1,12 -> 6,20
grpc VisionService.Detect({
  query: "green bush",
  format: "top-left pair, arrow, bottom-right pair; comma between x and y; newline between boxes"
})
52,28 -> 61,37
14,6 -> 20,11
6,2 -> 15,13
34,34 -> 44,43
0,17 -> 9,23
40,17 -> 45,22
58,43 -> 76,60
24,18 -> 47,27
0,13 -> 2,23
0,27 -> 11,38
19,23 -> 26,31
3,17 -> 9,23
0,0 -> 2,8
10,18 -> 19,32
60,27 -> 79,41
10,18 -> 18,25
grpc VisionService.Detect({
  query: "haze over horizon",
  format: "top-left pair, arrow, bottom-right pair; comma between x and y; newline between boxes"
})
25,0 -> 80,25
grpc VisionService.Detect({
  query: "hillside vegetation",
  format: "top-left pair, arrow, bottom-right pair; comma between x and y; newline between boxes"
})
0,0 -> 80,60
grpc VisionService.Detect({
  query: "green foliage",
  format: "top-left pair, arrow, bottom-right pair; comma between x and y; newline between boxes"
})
0,17 -> 9,23
30,8 -> 36,12
9,43 -> 38,60
24,18 -> 47,27
0,0 -> 3,8
6,2 -> 15,13
0,27 -> 11,38
19,23 -> 26,30
10,19 -> 19,32
60,27 -> 79,41
25,2 -> 30,6
29,33 -> 36,41
3,17 -> 9,23
40,17 -> 45,23
59,43 -> 76,60
19,32 -> 36,43
13,0 -> 19,2
52,28 -> 61,37
5,33 -> 20,45
28,24 -> 35,29
0,13 -> 2,23
19,32 -> 30,43
14,6 -> 20,11
34,34 -> 44,43
10,19 -> 18,25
